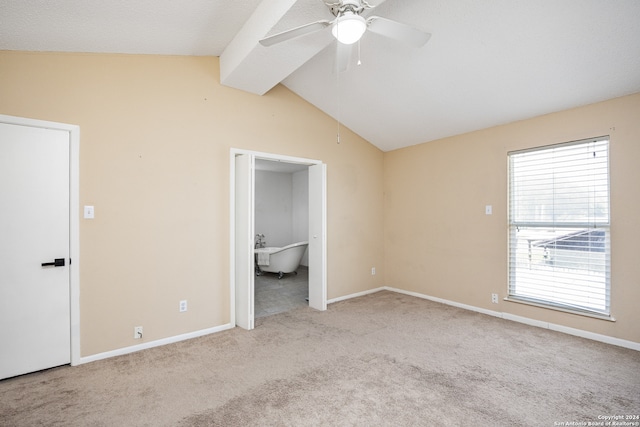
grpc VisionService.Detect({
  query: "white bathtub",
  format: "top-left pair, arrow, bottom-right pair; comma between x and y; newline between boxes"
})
255,241 -> 308,279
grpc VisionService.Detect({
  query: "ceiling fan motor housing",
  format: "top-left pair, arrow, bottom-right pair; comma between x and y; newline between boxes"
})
328,0 -> 369,17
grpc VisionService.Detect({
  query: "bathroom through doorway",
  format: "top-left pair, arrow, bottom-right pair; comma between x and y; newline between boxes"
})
254,159 -> 309,317
231,149 -> 326,330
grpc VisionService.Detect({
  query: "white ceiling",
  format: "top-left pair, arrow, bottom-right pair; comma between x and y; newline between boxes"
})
2,0 -> 640,152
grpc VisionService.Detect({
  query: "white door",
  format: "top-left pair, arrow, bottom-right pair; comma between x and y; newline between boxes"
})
308,163 -> 327,311
0,122 -> 71,379
234,154 -> 255,330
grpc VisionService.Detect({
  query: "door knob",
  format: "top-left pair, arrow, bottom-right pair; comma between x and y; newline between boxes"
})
41,258 -> 65,267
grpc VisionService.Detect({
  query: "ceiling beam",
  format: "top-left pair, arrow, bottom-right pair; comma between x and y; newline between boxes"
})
220,0 -> 331,95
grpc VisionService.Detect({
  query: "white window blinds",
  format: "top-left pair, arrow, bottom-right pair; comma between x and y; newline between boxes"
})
508,137 -> 610,316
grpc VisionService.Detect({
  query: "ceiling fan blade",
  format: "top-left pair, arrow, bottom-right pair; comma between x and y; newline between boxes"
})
335,42 -> 354,73
259,20 -> 332,47
366,16 -> 431,48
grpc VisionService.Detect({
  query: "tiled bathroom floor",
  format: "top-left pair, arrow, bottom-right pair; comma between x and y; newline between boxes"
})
255,266 -> 309,318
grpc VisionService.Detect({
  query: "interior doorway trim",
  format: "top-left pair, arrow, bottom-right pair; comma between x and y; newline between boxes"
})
229,148 -> 327,328
0,114 -> 80,366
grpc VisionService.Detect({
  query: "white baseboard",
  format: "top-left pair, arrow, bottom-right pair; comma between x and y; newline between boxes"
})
502,312 -> 640,351
327,287 -> 386,304
78,285 -> 638,365
76,323 -> 235,365
331,286 -> 640,352
386,287 -> 504,319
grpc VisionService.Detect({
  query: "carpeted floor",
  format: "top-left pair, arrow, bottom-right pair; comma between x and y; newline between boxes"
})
1,291 -> 639,426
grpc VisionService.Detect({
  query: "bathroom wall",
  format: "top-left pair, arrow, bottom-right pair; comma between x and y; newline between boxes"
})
255,170 -> 293,248
254,169 -> 309,266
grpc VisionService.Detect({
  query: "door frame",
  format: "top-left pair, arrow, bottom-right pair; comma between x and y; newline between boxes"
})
0,114 -> 80,366
229,148 -> 327,328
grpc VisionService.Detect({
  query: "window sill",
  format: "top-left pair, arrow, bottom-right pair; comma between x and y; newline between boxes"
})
504,297 -> 615,322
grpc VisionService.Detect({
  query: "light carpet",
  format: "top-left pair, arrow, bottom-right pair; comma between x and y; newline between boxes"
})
1,291 -> 639,426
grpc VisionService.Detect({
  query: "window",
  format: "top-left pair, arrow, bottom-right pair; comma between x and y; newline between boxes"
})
508,137 -> 610,317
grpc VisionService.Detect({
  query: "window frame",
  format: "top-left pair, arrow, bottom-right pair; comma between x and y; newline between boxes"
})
507,137 -> 612,320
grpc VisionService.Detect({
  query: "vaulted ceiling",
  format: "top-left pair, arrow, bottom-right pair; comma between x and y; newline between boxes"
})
2,0 -> 640,151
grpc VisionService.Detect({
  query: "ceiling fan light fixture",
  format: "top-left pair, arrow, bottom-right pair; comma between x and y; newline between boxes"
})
332,12 -> 367,45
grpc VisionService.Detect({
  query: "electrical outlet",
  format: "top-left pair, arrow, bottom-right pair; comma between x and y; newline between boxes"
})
134,326 -> 143,339
371,267 -> 376,275
491,293 -> 499,304
179,300 -> 187,312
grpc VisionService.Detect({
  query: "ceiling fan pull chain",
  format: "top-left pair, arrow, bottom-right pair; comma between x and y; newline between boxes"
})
336,39 -> 342,144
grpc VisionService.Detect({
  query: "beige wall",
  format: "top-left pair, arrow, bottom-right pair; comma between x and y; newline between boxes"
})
1,50 -> 637,356
384,92 -> 640,343
0,51 -> 385,356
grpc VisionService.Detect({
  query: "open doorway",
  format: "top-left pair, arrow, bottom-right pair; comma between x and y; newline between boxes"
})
254,159 -> 309,318
230,149 -> 326,330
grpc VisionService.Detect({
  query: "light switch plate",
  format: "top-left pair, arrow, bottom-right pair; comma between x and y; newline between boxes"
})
84,205 -> 95,219
485,205 -> 492,215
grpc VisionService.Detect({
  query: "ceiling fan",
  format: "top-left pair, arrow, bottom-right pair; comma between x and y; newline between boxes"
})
259,0 -> 431,50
